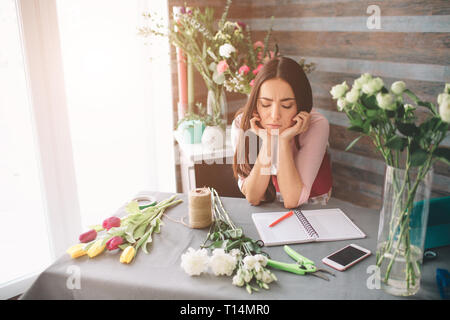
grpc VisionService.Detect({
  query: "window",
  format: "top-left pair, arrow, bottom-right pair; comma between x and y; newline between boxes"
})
0,0 -> 174,298
56,0 -> 176,227
0,0 -> 52,298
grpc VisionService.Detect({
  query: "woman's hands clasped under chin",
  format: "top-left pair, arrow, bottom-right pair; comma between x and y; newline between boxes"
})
250,110 -> 311,142
279,111 -> 311,142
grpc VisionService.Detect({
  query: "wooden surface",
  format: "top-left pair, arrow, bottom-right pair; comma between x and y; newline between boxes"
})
168,0 -> 450,209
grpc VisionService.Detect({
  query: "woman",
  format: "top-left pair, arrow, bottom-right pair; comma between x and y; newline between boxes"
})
231,56 -> 332,208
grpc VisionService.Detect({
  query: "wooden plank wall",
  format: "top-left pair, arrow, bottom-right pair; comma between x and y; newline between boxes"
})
168,0 -> 450,209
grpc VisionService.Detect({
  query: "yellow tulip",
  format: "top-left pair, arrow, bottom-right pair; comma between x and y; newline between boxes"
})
120,246 -> 136,264
87,240 -> 106,258
66,243 -> 87,259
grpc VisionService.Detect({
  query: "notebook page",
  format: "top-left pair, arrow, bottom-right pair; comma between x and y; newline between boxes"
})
251,212 -> 311,246
302,208 -> 365,241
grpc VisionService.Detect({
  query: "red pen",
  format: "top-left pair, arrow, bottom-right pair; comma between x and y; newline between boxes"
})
269,211 -> 294,227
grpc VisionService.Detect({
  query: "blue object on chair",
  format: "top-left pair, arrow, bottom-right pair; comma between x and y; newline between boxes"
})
436,269 -> 450,300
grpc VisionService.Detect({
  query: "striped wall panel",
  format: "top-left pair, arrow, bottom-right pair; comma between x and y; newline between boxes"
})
168,0 -> 450,208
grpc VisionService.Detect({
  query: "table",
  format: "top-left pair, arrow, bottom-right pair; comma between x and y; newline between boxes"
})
21,191 -> 449,300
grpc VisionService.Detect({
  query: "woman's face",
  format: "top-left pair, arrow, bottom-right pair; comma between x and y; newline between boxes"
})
256,78 -> 298,135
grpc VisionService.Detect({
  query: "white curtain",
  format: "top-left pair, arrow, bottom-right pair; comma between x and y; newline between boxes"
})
56,0 -> 175,227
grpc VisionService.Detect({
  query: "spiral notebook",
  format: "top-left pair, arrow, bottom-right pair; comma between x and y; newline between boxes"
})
251,208 -> 366,246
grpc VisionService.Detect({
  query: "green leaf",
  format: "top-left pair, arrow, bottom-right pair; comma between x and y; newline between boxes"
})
345,135 -> 363,151
396,122 -> 418,137
133,222 -> 149,239
151,217 -> 163,234
118,243 -> 129,250
396,102 -> 405,118
434,147 -> 450,165
410,149 -> 428,167
404,89 -> 419,103
125,201 -> 141,215
385,110 -> 396,118
360,93 -> 378,109
348,125 -> 364,133
385,135 -> 407,151
223,228 -> 243,240
365,109 -> 378,118
142,226 -> 155,254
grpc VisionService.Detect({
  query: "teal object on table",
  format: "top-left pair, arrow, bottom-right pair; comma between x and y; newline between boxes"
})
179,120 -> 205,144
411,196 -> 450,250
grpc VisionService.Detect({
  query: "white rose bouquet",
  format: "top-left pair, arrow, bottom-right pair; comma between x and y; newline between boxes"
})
180,188 -> 277,294
330,75 -> 449,294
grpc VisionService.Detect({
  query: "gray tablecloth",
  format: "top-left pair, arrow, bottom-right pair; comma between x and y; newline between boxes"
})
21,191 -> 449,300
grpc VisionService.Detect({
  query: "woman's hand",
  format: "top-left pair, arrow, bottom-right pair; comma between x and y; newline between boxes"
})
280,111 -> 311,142
249,111 -> 268,141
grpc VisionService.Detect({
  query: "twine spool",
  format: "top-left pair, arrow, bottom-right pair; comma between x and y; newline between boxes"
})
188,187 -> 212,229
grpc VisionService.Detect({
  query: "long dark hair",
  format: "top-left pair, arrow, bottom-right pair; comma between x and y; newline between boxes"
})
232,56 -> 313,203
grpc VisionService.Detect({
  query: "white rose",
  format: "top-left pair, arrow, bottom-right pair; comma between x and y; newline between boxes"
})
391,81 -> 406,95
362,77 -> 384,95
262,270 -> 274,284
209,249 -> 237,276
345,88 -> 360,104
439,98 -> 450,123
242,268 -> 253,282
337,97 -> 347,112
180,247 -> 210,276
330,81 -> 349,100
232,274 -> 244,287
243,255 -> 257,270
353,73 -> 372,90
445,83 -> 450,94
254,254 -> 268,267
376,92 -> 396,110
437,93 -> 450,106
219,43 -> 236,58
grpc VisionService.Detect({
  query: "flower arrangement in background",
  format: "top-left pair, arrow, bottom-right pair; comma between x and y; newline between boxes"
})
67,196 -> 182,264
330,75 -> 449,295
138,0 -> 315,123
180,188 -> 277,294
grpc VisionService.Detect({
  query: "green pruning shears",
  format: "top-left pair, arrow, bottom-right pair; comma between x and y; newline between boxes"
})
266,245 -> 335,281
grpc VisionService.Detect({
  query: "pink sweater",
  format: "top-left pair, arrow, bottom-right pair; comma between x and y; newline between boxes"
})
231,108 -> 331,206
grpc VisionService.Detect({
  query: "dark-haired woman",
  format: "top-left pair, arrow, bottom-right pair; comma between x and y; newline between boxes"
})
231,57 -> 332,208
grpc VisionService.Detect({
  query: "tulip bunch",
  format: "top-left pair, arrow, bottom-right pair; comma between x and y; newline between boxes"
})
67,195 -> 182,264
180,188 -> 276,294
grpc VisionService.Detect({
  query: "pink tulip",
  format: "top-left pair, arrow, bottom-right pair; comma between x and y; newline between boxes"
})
252,64 -> 264,76
102,216 -> 121,230
106,236 -> 123,251
79,229 -> 97,243
239,65 -> 250,75
217,60 -> 229,74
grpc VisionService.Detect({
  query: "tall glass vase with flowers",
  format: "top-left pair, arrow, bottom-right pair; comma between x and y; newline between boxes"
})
330,77 -> 450,296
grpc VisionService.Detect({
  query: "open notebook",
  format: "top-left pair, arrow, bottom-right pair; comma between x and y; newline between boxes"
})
252,208 -> 366,246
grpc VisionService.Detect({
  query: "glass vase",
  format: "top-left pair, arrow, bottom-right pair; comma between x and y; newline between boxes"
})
206,86 -> 228,129
376,165 -> 433,296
